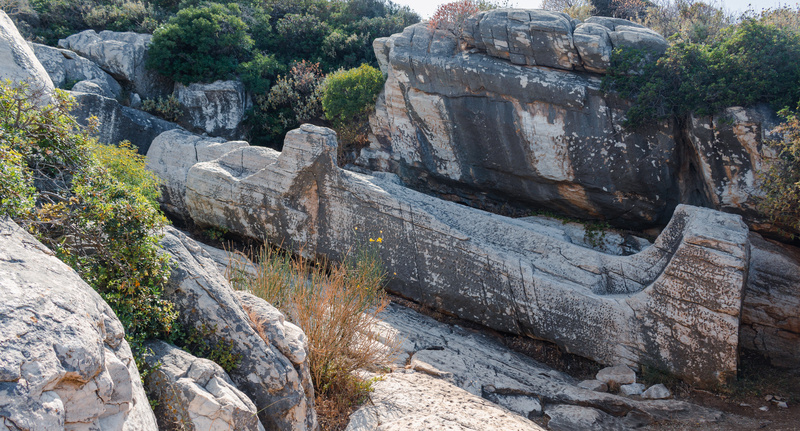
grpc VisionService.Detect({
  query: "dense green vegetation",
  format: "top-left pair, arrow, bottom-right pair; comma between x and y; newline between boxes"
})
321,64 -> 384,160
0,80 -> 179,356
8,0 -> 418,147
602,20 -> 800,128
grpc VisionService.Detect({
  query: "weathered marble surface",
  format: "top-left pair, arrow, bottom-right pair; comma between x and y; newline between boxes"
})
0,11 -> 53,96
143,340 -> 265,431
174,80 -> 250,140
363,16 -> 779,231
158,227 -> 317,431
0,217 -> 158,430
149,124 -> 748,385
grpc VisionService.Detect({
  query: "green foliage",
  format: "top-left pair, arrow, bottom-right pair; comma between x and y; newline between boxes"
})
0,144 -> 35,218
238,52 -> 284,95
249,60 -> 325,147
603,20 -> 800,128
88,140 -> 162,207
320,64 -> 384,162
147,3 -> 254,84
141,95 -> 184,122
0,80 -> 178,354
24,0 -> 167,44
321,64 -> 384,126
759,110 -> 800,237
175,323 -> 242,373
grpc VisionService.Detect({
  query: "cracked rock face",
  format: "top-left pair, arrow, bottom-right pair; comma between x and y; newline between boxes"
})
174,80 -> 251,140
0,217 -> 157,430
0,11 -> 54,96
150,124 -> 748,385
29,42 -> 121,98
362,16 -> 778,230
143,340 -> 265,431
740,232 -> 800,368
157,227 -> 317,431
58,29 -> 172,100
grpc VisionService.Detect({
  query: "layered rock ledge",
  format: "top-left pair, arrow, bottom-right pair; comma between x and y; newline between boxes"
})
363,13 -> 779,229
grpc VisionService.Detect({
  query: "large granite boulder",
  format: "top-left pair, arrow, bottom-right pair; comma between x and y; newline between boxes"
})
70,92 -> 180,154
362,16 -> 777,231
29,42 -> 121,98
156,124 -> 748,386
174,80 -> 251,140
146,130 -> 249,219
0,10 -> 53,95
740,233 -> 800,368
58,30 -> 172,100
143,340 -> 265,431
158,227 -> 317,431
0,217 -> 157,430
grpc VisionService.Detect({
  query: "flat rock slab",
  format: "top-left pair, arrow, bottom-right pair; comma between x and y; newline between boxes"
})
352,302 -> 726,429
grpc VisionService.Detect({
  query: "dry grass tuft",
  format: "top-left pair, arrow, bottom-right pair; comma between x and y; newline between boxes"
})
229,244 -> 397,430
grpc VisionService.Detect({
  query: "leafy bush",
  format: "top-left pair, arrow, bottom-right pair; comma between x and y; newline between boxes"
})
321,64 -> 384,162
229,241 -> 396,430
759,111 -> 800,237
141,94 -> 183,123
238,52 -> 285,95
0,80 -> 178,354
248,60 -> 325,148
603,20 -> 800,128
147,3 -> 254,84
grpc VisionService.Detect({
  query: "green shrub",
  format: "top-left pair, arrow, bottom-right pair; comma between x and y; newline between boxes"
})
321,64 -> 384,127
0,80 -> 178,354
147,3 -> 254,84
759,110 -> 800,237
141,94 -> 183,123
603,20 -> 800,129
248,60 -> 325,148
320,64 -> 384,162
238,52 -> 285,95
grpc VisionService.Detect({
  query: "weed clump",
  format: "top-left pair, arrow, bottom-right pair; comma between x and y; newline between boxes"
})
229,241 -> 396,430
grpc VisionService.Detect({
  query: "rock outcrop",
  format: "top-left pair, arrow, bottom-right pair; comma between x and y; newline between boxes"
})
143,340 -> 264,431
354,302 -> 724,429
58,30 -> 172,100
149,124 -> 749,386
158,227 -> 317,431
175,80 -> 250,140
0,217 -> 157,430
363,14 -> 778,230
70,92 -> 180,153
30,42 -> 121,98
0,10 -> 53,95
145,130 -> 249,219
345,371 -> 545,431
740,233 -> 800,368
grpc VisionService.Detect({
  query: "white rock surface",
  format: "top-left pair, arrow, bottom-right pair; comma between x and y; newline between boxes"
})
143,340 -> 264,431
153,124 -> 749,386
619,383 -> 645,396
0,217 -> 157,430
345,371 -> 545,431
58,29 -> 171,99
596,365 -> 637,386
642,384 -> 672,400
29,42 -> 121,97
578,380 -> 608,392
158,227 -> 317,430
174,80 -> 250,140
146,129 -> 248,219
0,11 -> 54,95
